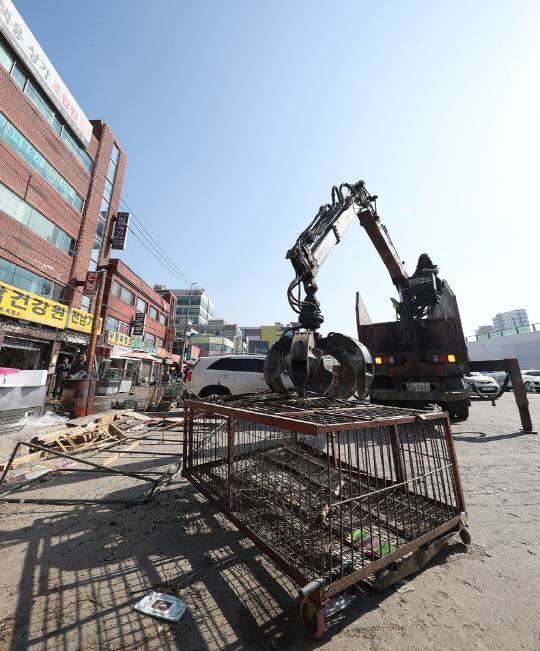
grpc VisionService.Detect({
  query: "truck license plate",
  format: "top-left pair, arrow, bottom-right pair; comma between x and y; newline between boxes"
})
407,382 -> 430,392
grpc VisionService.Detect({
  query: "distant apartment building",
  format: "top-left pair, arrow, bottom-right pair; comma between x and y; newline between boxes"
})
492,309 -> 529,331
476,309 -> 530,337
475,325 -> 497,337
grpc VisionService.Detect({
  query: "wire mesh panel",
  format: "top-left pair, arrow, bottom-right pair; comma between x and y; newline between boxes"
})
183,396 -> 465,596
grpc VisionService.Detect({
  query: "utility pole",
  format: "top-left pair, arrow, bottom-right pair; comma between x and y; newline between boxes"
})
85,269 -> 107,375
179,283 -> 197,377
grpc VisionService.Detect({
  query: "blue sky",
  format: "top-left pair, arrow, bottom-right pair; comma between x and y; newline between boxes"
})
17,0 -> 540,337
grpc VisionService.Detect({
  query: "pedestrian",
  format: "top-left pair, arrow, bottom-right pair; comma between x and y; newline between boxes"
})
53,357 -> 71,399
70,353 -> 87,377
161,370 -> 170,384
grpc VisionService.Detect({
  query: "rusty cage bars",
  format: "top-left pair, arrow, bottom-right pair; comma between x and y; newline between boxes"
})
183,395 -> 468,607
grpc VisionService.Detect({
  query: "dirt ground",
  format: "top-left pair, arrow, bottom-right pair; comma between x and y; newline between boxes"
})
1,393 -> 539,651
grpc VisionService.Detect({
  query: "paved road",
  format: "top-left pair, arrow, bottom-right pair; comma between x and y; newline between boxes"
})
0,393 -> 538,650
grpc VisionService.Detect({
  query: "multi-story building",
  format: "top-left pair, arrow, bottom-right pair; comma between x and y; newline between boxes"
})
492,309 -> 529,332
194,319 -> 244,351
241,327 -> 261,342
189,335 -> 234,356
0,6 -> 126,382
171,288 -> 218,330
97,260 -> 176,384
475,325 -> 497,337
475,309 -> 531,338
240,323 -> 298,354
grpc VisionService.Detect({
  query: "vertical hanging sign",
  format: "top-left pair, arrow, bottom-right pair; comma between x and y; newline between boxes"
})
111,212 -> 130,250
132,312 -> 146,337
83,271 -> 100,295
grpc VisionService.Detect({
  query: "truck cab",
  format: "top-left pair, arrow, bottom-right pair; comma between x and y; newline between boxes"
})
357,281 -> 471,419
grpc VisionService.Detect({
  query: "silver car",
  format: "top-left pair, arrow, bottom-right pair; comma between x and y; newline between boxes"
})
464,373 -> 500,396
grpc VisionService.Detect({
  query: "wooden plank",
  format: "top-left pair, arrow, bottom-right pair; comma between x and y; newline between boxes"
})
0,451 -> 45,472
158,419 -> 185,431
108,423 -> 128,439
101,439 -> 144,467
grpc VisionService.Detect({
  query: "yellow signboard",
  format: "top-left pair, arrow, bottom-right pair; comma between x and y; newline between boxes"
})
68,307 -> 102,334
0,280 -> 101,334
107,330 -> 131,347
0,281 -> 69,329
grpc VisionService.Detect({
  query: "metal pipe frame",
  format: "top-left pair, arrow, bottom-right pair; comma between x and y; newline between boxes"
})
183,399 -> 468,606
0,439 -> 183,505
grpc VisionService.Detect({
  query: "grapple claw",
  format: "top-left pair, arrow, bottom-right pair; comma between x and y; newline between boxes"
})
264,330 -> 374,399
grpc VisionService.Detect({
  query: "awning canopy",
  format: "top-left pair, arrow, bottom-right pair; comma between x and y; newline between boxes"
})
121,351 -> 156,361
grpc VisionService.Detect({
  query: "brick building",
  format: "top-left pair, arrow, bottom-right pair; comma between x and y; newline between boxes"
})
0,7 -> 126,382
97,259 -> 177,385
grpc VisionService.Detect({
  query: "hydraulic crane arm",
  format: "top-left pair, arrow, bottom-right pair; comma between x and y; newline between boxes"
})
264,180 -> 441,399
285,180 -> 408,328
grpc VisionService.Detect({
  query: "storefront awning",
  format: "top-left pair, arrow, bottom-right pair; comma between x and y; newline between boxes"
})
119,351 -> 156,361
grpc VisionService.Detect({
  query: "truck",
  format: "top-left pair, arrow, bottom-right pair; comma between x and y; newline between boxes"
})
356,281 -> 470,418
264,179 -> 471,418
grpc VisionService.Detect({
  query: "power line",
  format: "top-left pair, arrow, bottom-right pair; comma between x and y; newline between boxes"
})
71,157 -> 196,288
119,197 -> 194,287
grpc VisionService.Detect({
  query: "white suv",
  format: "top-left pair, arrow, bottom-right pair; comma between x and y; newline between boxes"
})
186,355 -> 274,398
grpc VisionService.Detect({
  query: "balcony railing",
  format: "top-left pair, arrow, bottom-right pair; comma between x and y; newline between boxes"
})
466,323 -> 539,343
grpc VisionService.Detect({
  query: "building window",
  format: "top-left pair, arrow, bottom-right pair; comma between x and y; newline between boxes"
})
0,35 -> 94,173
159,313 -> 167,326
0,182 -> 76,256
148,306 -> 159,321
0,256 -> 64,301
10,63 -> 26,88
113,281 -> 135,306
0,37 -> 14,73
136,298 -> 148,313
0,112 -> 85,212
80,295 -> 92,311
156,337 -> 164,347
144,332 -> 156,346
118,321 -> 130,335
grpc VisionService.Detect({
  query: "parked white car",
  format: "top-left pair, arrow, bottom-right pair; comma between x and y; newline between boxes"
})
482,369 -> 540,392
185,354 -> 293,398
464,373 -> 500,396
521,370 -> 540,392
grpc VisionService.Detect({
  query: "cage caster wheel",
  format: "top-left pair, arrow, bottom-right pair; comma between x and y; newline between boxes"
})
299,597 -> 325,639
459,526 -> 472,545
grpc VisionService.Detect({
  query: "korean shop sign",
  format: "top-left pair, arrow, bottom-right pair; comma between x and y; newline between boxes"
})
132,312 -> 146,336
130,338 -> 156,355
111,212 -> 130,250
67,307 -> 102,334
0,0 -> 92,147
83,271 -> 100,295
0,281 -> 69,328
107,330 -> 131,347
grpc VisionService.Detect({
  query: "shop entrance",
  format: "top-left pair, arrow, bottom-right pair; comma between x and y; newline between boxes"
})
0,337 -> 49,370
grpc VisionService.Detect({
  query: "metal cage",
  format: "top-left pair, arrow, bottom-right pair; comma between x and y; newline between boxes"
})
183,395 -> 469,638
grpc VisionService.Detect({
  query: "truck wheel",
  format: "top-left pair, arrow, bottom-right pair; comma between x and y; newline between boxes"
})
454,401 -> 469,420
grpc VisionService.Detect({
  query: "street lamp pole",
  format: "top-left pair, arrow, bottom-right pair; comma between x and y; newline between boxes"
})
179,282 -> 197,378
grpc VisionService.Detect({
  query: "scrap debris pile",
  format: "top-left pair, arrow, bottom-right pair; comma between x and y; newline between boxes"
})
0,411 -> 184,505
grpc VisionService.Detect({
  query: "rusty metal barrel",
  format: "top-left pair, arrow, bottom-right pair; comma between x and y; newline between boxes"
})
61,379 -> 97,418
